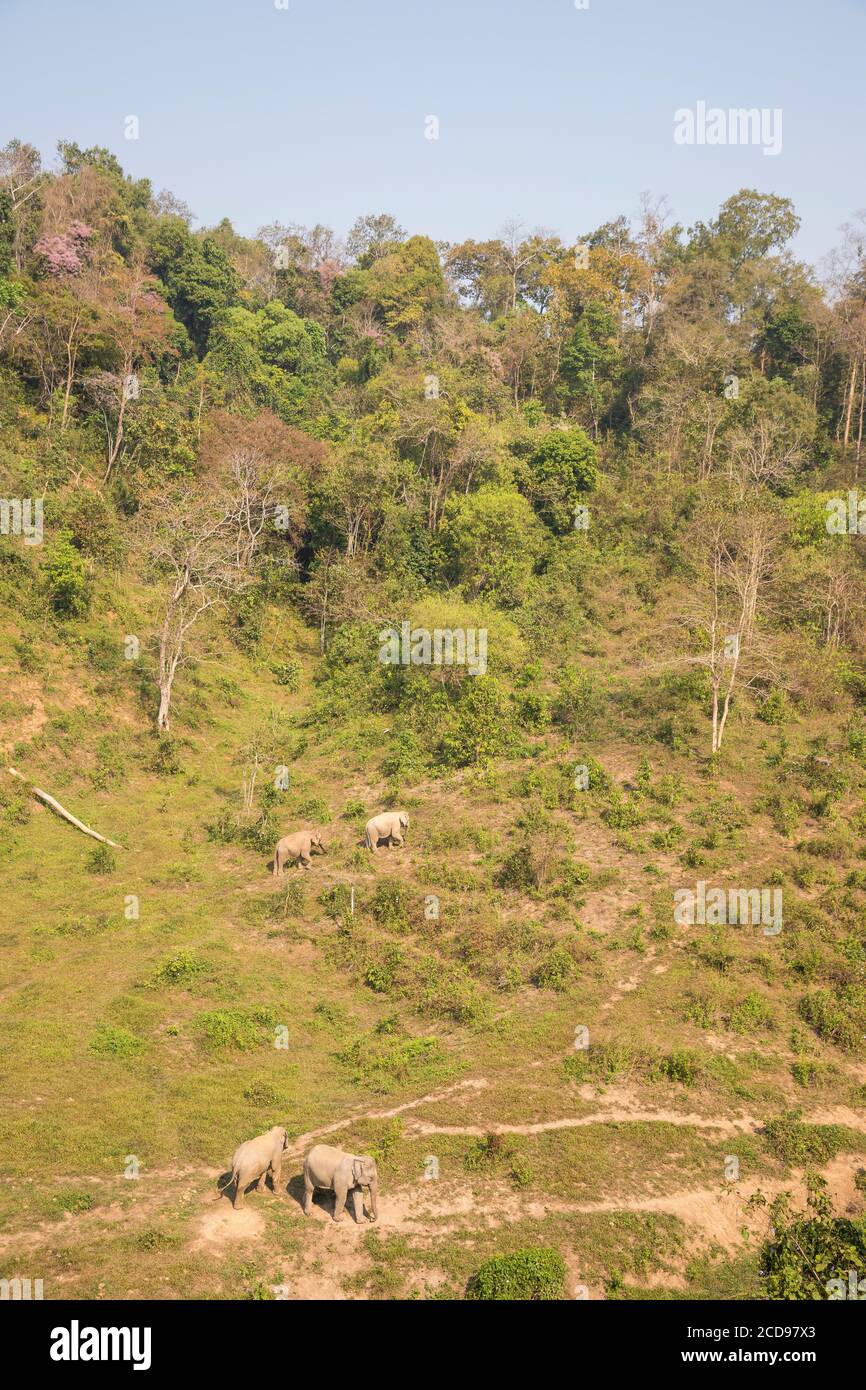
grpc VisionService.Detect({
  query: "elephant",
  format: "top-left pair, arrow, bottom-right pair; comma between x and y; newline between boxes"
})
273,829 -> 326,874
219,1125 -> 288,1210
364,811 -> 409,852
303,1144 -> 379,1223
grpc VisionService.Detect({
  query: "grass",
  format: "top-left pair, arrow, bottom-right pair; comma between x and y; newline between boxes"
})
1,580 -> 865,1300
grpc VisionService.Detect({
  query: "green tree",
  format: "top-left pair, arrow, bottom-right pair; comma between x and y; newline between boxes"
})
366,235 -> 445,335
148,218 -> 239,354
440,485 -> 546,606
521,428 -> 599,532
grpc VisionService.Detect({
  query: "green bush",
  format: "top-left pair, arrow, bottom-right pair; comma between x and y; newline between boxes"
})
369,880 -> 413,933
196,1006 -> 278,1051
654,1049 -> 702,1086
43,530 -> 90,618
443,677 -> 516,768
271,657 -> 302,690
468,1247 -> 567,1300
335,1029 -> 450,1093
532,946 -> 576,991
763,1110 -> 848,1165
798,990 -> 862,1052
89,1024 -> 145,1059
84,843 -> 116,874
757,689 -> 789,725
761,1175 -> 866,1299
149,950 -> 208,988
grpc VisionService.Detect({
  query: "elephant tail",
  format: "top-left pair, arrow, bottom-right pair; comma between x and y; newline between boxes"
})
217,1168 -> 238,1192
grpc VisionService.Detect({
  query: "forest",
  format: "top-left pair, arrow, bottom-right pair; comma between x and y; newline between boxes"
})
1,136 -> 866,1304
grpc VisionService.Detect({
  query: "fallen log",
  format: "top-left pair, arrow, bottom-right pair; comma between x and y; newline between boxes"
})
7,767 -> 125,849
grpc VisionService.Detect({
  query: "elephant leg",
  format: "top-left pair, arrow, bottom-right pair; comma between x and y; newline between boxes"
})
232,1175 -> 245,1210
332,1181 -> 348,1222
350,1187 -> 364,1223
255,1170 -> 267,1192
300,853 -> 312,869
303,1172 -> 314,1215
391,834 -> 404,847
270,1160 -> 282,1193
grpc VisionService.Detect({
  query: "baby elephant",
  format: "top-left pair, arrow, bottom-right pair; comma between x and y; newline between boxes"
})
364,811 -> 409,852
220,1125 -> 288,1209
303,1144 -> 379,1223
273,829 -> 326,874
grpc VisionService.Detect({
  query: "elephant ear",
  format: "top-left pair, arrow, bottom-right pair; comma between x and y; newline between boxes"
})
352,1158 -> 366,1184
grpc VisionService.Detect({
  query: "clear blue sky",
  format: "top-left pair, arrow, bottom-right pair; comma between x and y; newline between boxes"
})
2,0 -> 863,266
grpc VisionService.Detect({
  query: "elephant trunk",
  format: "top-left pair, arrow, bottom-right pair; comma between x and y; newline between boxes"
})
367,1177 -> 379,1221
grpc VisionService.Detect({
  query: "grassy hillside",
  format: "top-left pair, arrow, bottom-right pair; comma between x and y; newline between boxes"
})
2,525 -> 866,1301
2,143 -> 866,1301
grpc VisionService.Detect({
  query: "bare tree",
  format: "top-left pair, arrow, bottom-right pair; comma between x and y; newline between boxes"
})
661,503 -> 782,754
0,139 -> 42,271
146,447 -> 280,730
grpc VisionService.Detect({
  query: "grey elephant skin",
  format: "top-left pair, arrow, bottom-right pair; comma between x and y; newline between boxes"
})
364,811 -> 409,852
273,829 -> 326,873
303,1144 -> 379,1222
220,1125 -> 288,1209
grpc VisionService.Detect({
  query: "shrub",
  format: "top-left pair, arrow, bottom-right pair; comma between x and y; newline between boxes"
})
798,990 -> 862,1052
443,677 -> 516,768
292,795 -> 331,824
464,1132 -> 511,1173
381,728 -> 426,782
148,736 -> 183,777
271,657 -> 302,690
196,1006 -> 278,1052
514,688 -> 550,731
552,667 -> 599,734
728,991 -> 775,1034
42,530 -> 91,618
369,880 -> 413,933
468,1248 -> 567,1301
84,843 -> 116,874
55,1189 -> 95,1214
320,883 -> 353,921
89,1024 -> 145,1059
335,1030 -> 450,1093
532,946 -> 576,991
763,1111 -> 848,1165
761,1175 -> 866,1299
601,791 -> 644,830
757,689 -> 789,725
654,1049 -> 702,1086
243,1080 -> 285,1107
149,950 -> 207,988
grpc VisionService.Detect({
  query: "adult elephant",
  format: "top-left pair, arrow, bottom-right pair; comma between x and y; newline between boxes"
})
273,829 -> 326,874
364,811 -> 409,852
219,1125 -> 288,1210
303,1144 -> 379,1223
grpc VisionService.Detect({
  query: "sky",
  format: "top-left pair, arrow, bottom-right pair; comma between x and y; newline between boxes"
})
1,0 -> 864,267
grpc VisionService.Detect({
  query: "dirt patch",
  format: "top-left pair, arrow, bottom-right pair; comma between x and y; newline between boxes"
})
191,1203 -> 264,1251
